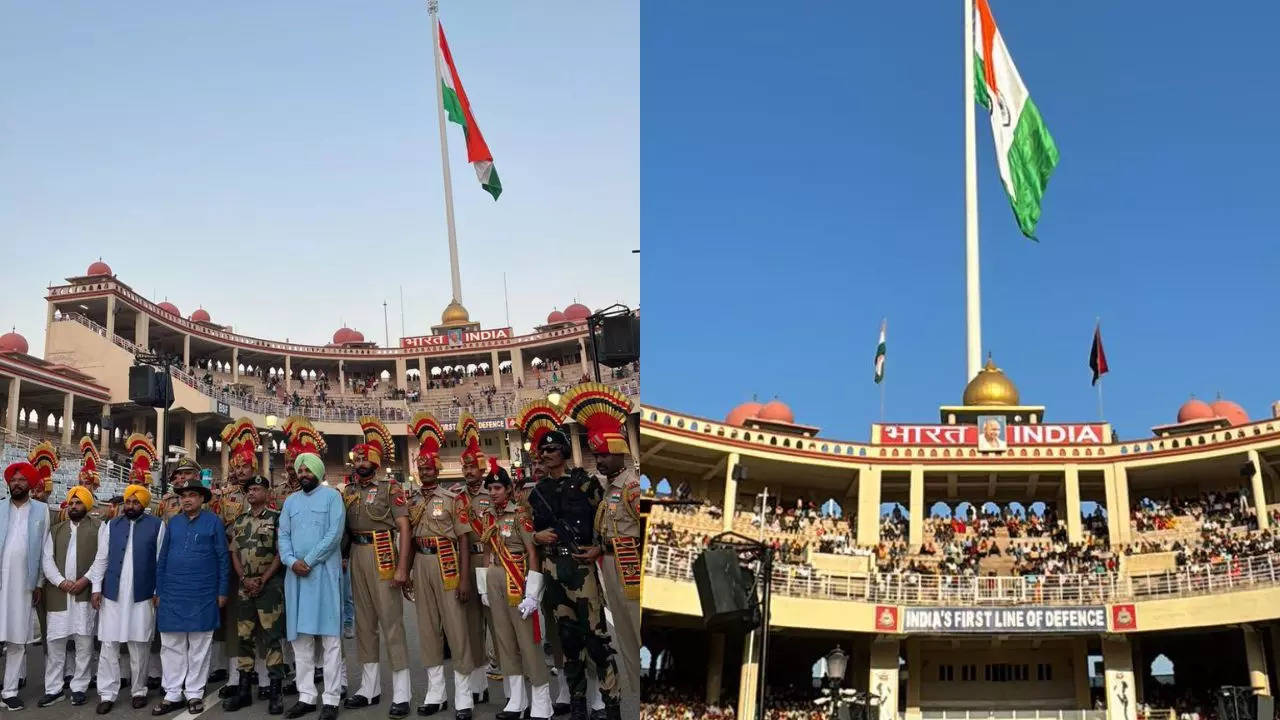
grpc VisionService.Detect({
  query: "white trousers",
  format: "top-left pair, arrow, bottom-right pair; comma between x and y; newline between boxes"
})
45,635 -> 94,694
358,663 -> 410,704
97,640 -> 150,701
292,635 -> 342,707
159,631 -> 213,702
420,666 -> 473,710
2,644 -> 30,698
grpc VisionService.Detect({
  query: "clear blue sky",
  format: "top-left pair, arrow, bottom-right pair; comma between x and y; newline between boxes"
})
1,2 -> 637,349
641,0 -> 1280,442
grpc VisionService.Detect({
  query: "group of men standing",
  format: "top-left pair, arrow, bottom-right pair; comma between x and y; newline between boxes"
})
0,381 -> 640,720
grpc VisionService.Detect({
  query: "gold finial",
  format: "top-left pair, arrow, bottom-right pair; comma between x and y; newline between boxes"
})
962,353 -> 1020,406
441,300 -> 470,326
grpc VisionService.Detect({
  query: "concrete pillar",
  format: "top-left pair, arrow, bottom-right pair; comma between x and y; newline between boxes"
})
338,360 -> 345,391
105,296 -> 116,339
1102,635 -> 1137,720
1065,464 -> 1083,543
153,407 -> 166,486
99,405 -> 110,454
511,347 -> 525,387
908,465 -> 924,547
1248,449 -> 1269,530
5,377 -> 20,434
232,348 -> 240,383
220,441 -> 229,483
722,452 -> 741,533
394,357 -> 407,392
285,356 -> 293,393
706,633 -> 725,704
1244,625 -> 1271,694
184,415 -> 198,458
737,631 -> 759,720
46,302 -> 56,352
489,350 -> 500,389
134,312 -> 149,349
61,392 -> 75,447
182,335 -> 191,368
569,424 -> 584,469
1073,637 -> 1091,709
1104,466 -> 1124,545
905,637 -> 922,720
858,467 -> 883,547
578,337 -> 588,367
261,435 -> 271,479
869,637 -> 900,720
1114,465 -> 1133,544
417,357 -> 426,393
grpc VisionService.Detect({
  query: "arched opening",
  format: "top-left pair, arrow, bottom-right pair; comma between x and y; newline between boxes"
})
655,478 -> 672,496
1151,653 -> 1174,685
930,501 -> 953,518
821,498 -> 842,518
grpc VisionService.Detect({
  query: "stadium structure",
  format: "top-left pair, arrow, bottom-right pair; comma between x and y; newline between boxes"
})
0,260 -> 639,495
640,359 -> 1280,720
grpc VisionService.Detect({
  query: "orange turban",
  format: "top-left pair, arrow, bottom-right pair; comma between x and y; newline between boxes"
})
123,484 -> 152,508
66,486 -> 95,510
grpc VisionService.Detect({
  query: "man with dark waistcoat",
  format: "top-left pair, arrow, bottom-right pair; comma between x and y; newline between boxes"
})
38,486 -> 106,708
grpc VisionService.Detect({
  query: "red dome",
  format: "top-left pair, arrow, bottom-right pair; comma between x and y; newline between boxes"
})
86,260 -> 112,277
547,310 -> 567,324
1176,398 -> 1215,423
349,329 -> 365,342
1210,399 -> 1249,426
190,308 -> 211,323
564,303 -> 591,321
0,331 -> 28,354
758,399 -> 795,424
157,301 -> 180,316
333,327 -> 357,344
725,401 -> 763,427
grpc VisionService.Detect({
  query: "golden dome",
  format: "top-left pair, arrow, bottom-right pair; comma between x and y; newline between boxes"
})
962,355 -> 1020,406
441,300 -> 471,325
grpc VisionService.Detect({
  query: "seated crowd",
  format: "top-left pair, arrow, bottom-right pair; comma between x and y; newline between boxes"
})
641,683 -> 829,720
1131,488 -> 1257,534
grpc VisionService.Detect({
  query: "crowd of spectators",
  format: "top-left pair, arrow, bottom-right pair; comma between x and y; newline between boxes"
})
641,684 -> 832,720
1132,489 -> 1257,534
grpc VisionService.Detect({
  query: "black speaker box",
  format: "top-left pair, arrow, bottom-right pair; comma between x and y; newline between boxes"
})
597,314 -> 639,368
129,366 -> 174,408
692,547 -> 757,633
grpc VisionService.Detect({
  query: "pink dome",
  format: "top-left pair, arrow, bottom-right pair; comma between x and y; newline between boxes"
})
0,331 -> 28,354
564,303 -> 591,321
1177,398 -> 1215,423
1210,399 -> 1249,426
349,329 -> 365,342
758,399 -> 795,424
333,327 -> 357,344
725,401 -> 763,427
547,310 -> 567,324
190,308 -> 211,323
157,301 -> 180,316
86,260 -> 112,277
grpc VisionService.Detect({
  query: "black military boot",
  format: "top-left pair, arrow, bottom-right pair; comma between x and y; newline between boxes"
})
569,698 -> 589,720
268,678 -> 285,715
222,671 -> 255,712
603,704 -> 622,720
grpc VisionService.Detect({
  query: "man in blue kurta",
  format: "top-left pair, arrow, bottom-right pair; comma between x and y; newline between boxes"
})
153,484 -> 228,715
279,453 -> 345,720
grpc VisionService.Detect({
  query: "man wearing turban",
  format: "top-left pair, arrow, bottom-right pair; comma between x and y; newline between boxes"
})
38,487 -> 106,708
0,463 -> 50,711
93,484 -> 165,714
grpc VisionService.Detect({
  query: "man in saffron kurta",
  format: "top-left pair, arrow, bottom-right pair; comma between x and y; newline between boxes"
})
279,453 -> 345,720
0,462 -> 50,711
153,485 -> 229,715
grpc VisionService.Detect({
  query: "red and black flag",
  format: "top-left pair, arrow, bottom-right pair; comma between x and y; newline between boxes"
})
1089,323 -> 1109,386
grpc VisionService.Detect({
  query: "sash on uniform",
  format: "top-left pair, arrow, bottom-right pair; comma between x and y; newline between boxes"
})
372,530 -> 396,581
434,536 -> 460,591
612,536 -> 642,600
484,513 -> 541,643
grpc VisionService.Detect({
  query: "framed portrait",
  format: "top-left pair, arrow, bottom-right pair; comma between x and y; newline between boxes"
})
977,415 -> 1007,452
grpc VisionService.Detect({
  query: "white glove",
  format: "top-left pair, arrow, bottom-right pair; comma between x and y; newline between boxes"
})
475,567 -> 490,607
519,571 -> 545,619
518,597 -> 538,619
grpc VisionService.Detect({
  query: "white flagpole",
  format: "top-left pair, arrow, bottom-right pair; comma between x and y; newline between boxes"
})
428,0 -> 464,307
963,0 -> 982,381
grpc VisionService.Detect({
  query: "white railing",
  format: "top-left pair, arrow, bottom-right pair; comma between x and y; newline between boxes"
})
644,543 -> 1280,606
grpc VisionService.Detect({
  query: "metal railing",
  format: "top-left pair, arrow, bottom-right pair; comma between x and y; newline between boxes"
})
0,427 -> 132,498
644,543 -> 1280,606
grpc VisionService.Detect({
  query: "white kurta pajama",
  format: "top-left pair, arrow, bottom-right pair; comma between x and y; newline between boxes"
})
41,520 -> 107,695
0,502 -> 40,699
95,521 -> 165,702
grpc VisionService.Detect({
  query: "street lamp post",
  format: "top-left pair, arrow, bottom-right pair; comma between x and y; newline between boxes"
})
815,646 -> 859,720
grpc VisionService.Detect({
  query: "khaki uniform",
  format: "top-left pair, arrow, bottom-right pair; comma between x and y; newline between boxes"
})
408,484 -> 474,671
229,507 -> 287,679
594,467 -> 643,696
483,501 -> 547,685
215,487 -> 248,648
344,478 -> 410,670
462,485 -> 496,671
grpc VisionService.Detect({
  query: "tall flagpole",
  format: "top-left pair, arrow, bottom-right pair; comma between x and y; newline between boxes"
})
963,0 -> 982,381
428,0 -> 464,307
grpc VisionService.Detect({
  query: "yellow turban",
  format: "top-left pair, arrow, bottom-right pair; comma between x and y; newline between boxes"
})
123,484 -> 152,508
66,486 -> 94,510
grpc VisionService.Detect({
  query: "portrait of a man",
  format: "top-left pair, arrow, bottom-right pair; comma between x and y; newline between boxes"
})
977,415 -> 1007,452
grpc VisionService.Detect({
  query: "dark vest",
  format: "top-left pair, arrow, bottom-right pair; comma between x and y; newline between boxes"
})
102,514 -> 162,603
44,517 -> 103,612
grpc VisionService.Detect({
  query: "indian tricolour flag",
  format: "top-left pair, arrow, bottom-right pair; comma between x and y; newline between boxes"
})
974,0 -> 1058,239
437,21 -> 501,200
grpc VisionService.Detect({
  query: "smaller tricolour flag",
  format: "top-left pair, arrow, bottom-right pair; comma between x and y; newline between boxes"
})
1089,322 -> 1108,386
874,320 -> 887,384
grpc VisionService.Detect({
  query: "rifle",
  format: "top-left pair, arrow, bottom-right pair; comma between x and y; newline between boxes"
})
529,482 -> 583,556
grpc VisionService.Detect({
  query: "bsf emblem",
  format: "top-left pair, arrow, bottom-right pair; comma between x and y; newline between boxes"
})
875,605 -> 898,631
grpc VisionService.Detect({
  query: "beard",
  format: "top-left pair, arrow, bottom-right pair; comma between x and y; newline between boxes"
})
355,466 -> 375,479
300,477 -> 320,493
68,508 -> 87,522
9,487 -> 28,501
124,507 -> 144,520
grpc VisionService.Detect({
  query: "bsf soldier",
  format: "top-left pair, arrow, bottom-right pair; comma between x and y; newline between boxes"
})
214,418 -> 260,693
456,412 -> 494,705
75,436 -> 113,523
343,417 -> 413,717
562,384 -> 642,698
527,425 -> 621,720
406,412 -> 474,719
159,457 -> 202,522
224,476 -> 287,714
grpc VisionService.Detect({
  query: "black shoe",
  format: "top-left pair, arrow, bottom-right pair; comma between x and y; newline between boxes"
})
150,700 -> 184,716
320,705 -> 339,720
417,702 -> 447,716
568,699 -> 588,720
260,687 -> 272,700
1,697 -> 24,711
146,677 -> 161,691
95,700 -> 114,714
603,705 -> 622,720
472,691 -> 489,706
220,685 -> 237,699
454,711 -> 472,720
552,703 -> 571,717
222,672 -> 254,712
70,693 -> 87,707
269,679 -> 284,715
389,702 -> 410,718
589,711 -> 605,720
208,669 -> 229,684
343,695 -> 379,709
37,691 -> 65,708
285,702 -> 317,719
131,696 -> 148,710
188,700 -> 204,714
496,712 -> 521,720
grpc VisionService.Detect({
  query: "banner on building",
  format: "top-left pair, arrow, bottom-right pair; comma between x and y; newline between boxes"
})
400,328 -> 513,349
876,423 -> 1107,446
901,606 -> 1106,633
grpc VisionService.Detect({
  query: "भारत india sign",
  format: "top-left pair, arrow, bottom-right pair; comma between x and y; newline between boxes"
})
901,606 -> 1107,633
400,328 -> 513,349
877,423 -> 1107,447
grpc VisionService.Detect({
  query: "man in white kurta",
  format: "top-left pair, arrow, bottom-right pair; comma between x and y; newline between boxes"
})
93,485 -> 166,713
39,487 -> 107,707
0,462 -> 51,711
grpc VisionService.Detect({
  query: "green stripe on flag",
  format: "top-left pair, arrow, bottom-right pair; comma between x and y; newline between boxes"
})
483,167 -> 502,201
1006,97 -> 1058,239
974,54 -> 991,110
442,84 -> 466,128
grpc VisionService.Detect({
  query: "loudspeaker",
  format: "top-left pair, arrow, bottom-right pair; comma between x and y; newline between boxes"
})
692,547 -> 757,633
1217,686 -> 1259,720
597,313 -> 639,368
129,366 -> 174,408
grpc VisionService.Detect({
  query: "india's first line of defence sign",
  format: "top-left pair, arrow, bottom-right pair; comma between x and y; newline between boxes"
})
902,606 -> 1107,633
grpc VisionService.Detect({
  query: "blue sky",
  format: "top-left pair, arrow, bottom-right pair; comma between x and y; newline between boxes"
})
641,0 -> 1280,442
1,2 -> 637,349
